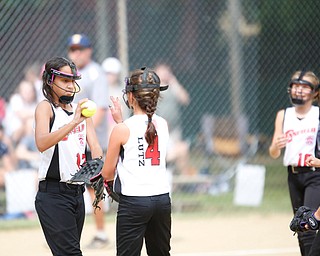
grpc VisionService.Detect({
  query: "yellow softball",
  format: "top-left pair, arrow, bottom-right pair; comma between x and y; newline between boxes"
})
81,100 -> 97,117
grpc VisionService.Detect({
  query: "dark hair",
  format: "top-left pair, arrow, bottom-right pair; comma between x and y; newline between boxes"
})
41,56 -> 77,107
129,68 -> 161,145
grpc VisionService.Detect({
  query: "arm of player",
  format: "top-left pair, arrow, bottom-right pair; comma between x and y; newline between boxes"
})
269,109 -> 287,159
86,117 -> 103,159
101,123 -> 129,181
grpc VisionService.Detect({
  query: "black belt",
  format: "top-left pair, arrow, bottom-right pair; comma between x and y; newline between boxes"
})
288,166 -> 320,174
38,180 -> 85,196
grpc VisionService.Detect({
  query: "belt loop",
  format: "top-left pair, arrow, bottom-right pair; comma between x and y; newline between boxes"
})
289,166 -> 297,174
76,186 -> 81,196
292,166 -> 297,174
59,182 -> 65,193
39,180 -> 47,192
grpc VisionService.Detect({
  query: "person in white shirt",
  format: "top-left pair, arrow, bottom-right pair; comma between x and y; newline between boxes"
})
269,70 -> 320,256
102,67 -> 171,256
101,57 -> 130,138
67,34 -> 110,248
34,56 -> 102,256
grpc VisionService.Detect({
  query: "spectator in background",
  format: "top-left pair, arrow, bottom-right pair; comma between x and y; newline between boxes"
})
101,57 -> 130,138
3,80 -> 37,145
0,124 -> 15,188
15,117 -> 39,170
23,62 -> 44,102
0,97 -> 6,124
67,33 -> 110,249
154,63 -> 194,175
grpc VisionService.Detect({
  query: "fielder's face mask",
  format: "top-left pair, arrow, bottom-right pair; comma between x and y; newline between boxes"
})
48,62 -> 81,104
287,71 -> 318,105
122,67 -> 169,109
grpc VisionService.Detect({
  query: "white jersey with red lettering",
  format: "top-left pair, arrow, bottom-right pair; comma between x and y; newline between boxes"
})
283,106 -> 319,167
38,103 -> 87,182
116,114 -> 170,196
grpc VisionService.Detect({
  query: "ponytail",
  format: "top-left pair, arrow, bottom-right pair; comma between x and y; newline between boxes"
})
145,114 -> 157,145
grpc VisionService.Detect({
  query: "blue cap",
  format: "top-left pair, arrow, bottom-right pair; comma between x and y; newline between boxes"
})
67,34 -> 91,48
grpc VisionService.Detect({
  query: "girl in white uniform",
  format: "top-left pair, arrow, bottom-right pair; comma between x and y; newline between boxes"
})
34,56 -> 102,256
102,67 -> 171,256
269,70 -> 320,256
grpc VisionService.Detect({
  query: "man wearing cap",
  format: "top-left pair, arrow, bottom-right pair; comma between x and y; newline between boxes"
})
67,33 -> 110,249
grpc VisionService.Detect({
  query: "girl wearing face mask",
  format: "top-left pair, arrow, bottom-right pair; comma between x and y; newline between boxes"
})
270,70 -> 320,256
34,56 -> 102,256
102,67 -> 171,256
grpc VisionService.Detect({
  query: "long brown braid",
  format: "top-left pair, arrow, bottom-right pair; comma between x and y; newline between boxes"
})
129,69 -> 161,145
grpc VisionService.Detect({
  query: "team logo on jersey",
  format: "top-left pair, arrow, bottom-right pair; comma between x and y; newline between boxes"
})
79,134 -> 85,146
285,128 -> 316,143
306,136 -> 314,145
61,123 -> 85,141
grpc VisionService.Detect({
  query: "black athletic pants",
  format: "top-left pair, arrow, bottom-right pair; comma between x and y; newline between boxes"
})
35,180 -> 85,256
116,193 -> 172,256
287,170 -> 320,256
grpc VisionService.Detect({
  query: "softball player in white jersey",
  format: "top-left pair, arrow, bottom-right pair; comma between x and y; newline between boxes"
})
34,56 -> 102,256
102,67 -> 171,256
270,70 -> 320,256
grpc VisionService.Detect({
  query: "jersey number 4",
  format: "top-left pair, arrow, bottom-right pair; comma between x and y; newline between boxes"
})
145,136 -> 160,165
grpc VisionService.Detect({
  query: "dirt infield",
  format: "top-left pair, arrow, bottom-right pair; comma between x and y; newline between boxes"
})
0,212 -> 300,256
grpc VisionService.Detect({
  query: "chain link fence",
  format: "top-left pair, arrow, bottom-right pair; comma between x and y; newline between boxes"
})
1,0 -> 320,218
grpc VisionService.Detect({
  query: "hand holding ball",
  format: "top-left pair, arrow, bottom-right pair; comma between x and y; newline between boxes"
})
81,100 -> 97,117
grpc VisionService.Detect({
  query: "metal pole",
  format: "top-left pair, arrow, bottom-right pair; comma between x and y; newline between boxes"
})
228,0 -> 243,117
95,0 -> 110,63
117,0 -> 129,78
228,0 -> 247,154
